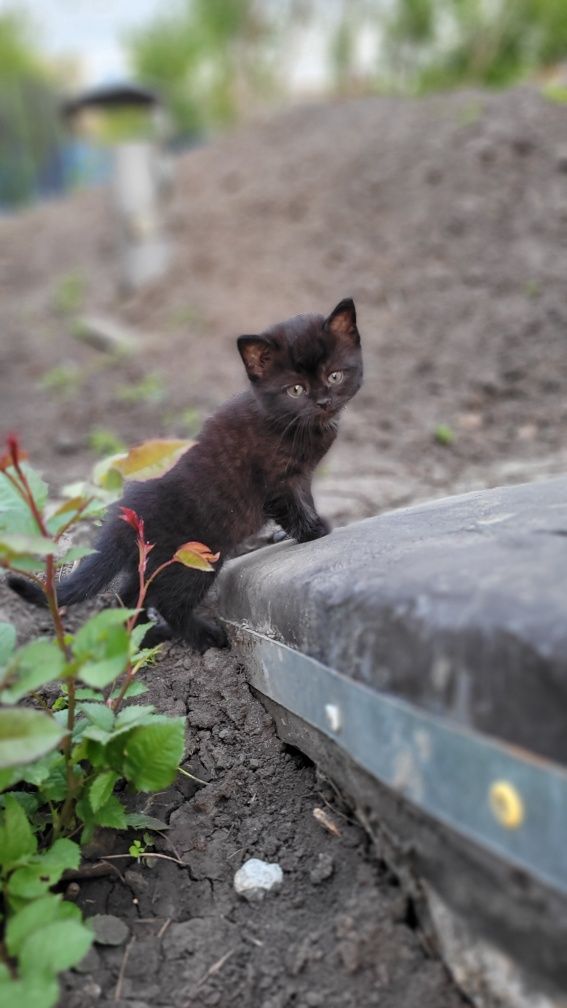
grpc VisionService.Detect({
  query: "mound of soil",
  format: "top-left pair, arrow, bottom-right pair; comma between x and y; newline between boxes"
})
1,86 -> 566,1006
1,86 -> 566,515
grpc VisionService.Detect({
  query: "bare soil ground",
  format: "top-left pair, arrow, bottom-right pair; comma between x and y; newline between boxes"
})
0,85 -> 566,1006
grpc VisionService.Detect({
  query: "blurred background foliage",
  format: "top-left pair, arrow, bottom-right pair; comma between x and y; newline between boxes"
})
0,10 -> 65,206
1,0 -> 566,208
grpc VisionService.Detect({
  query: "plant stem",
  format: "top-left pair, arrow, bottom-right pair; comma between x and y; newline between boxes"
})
12,459 -> 79,832
10,456 -> 48,538
113,554 -> 176,713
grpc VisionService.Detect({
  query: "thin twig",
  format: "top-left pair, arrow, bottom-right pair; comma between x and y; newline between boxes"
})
157,917 -> 172,940
177,765 -> 209,786
190,949 -> 235,999
102,852 -> 188,867
114,937 -> 135,1001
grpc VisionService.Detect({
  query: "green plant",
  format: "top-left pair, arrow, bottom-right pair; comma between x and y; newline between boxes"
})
88,427 -> 127,458
541,82 -> 567,104
0,434 -> 219,1006
382,0 -> 567,93
128,831 -> 154,861
524,279 -> 541,299
52,273 -> 86,317
128,0 -> 278,135
166,407 -> 201,437
116,374 -> 166,405
38,363 -> 83,399
0,10 -> 65,208
434,423 -> 456,446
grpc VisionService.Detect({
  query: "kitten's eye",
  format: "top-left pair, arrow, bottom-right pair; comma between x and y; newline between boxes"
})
328,370 -> 344,385
287,384 -> 306,398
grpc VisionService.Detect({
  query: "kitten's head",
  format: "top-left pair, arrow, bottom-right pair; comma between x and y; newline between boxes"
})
237,298 -> 363,429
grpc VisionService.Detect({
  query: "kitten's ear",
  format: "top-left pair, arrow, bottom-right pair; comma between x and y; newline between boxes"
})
324,298 -> 359,345
237,335 -> 274,382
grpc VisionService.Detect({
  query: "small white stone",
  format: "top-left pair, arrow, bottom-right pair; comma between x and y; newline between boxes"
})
234,858 -> 283,901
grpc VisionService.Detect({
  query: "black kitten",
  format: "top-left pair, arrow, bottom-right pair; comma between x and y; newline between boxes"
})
9,298 -> 363,651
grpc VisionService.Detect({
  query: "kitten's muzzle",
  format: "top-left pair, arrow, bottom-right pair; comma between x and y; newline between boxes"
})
315,396 -> 331,410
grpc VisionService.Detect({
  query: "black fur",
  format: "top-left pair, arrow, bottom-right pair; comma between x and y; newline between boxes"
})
9,299 -> 363,651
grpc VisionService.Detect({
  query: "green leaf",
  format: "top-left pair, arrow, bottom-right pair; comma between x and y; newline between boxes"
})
75,608 -> 138,633
110,680 -> 148,700
78,654 -> 129,689
0,794 -> 37,868
0,766 -> 22,791
41,838 -> 81,873
19,751 -> 62,788
37,759 -> 69,802
124,812 -> 169,831
83,738 -> 107,769
77,702 -> 115,732
92,792 -> 127,829
0,534 -> 55,574
75,687 -> 104,700
7,840 -> 81,900
73,609 -> 136,688
6,894 -> 81,956
434,423 -> 455,446
57,544 -> 96,565
0,975 -> 59,1008
123,717 -> 185,792
0,709 -> 66,768
114,704 -> 155,729
45,495 -> 101,536
0,621 -> 16,666
0,639 -> 66,704
81,725 -> 113,745
2,791 -> 40,819
19,919 -> 93,977
89,770 -> 119,813
0,463 -> 48,537
129,620 -> 152,652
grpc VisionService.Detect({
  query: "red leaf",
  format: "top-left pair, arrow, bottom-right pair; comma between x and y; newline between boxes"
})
0,434 -> 27,472
119,506 -> 144,539
7,434 -> 20,467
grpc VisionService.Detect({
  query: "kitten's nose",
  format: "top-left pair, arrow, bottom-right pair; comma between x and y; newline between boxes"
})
316,397 -> 331,410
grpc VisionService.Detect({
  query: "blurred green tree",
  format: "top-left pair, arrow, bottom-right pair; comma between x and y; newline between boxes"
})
127,0 -> 280,136
382,0 -> 567,91
0,10 -> 63,207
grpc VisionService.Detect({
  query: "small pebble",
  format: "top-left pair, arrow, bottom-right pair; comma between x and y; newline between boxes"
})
89,913 -> 130,946
309,853 -> 335,885
234,858 -> 283,901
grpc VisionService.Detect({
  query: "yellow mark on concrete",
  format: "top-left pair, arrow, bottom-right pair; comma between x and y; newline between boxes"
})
489,781 -> 524,829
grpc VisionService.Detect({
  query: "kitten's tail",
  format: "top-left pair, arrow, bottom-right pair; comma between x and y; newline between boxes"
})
8,516 -> 131,609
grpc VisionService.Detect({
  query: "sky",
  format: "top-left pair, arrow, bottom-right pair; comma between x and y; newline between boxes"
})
1,0 -> 165,84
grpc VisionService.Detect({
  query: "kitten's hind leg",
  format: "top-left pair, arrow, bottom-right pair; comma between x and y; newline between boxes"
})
148,567 -> 229,653
181,613 -> 229,653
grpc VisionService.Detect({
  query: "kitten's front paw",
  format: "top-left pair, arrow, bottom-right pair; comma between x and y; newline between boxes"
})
298,517 -> 331,543
272,528 -> 291,544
